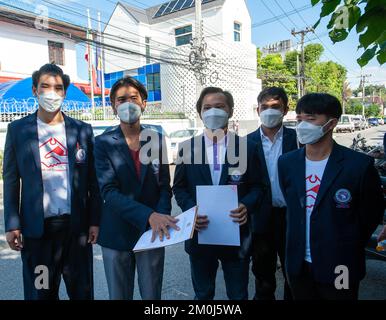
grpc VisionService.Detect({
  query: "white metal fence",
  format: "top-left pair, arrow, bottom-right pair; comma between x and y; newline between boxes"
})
0,98 -> 187,121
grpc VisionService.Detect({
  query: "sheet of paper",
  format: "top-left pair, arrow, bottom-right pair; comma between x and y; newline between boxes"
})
196,185 -> 240,246
133,207 -> 197,252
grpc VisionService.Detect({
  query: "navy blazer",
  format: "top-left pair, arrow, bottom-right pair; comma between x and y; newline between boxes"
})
247,126 -> 298,234
172,132 -> 264,259
3,111 -> 101,238
94,125 -> 172,251
278,142 -> 384,284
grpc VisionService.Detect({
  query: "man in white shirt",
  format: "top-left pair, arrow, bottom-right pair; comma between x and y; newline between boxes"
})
3,64 -> 101,300
247,87 -> 298,300
278,93 -> 384,300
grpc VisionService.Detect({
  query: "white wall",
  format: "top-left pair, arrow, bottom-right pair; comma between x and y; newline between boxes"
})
103,0 -> 261,121
103,5 -> 144,73
0,21 -> 84,83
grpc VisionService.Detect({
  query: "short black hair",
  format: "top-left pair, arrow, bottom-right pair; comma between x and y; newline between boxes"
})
258,87 -> 288,107
296,93 -> 342,119
32,64 -> 70,91
110,76 -> 148,106
196,87 -> 234,115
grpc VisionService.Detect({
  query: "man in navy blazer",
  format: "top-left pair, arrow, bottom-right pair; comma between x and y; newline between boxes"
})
3,64 -> 101,300
94,76 -> 174,300
247,87 -> 298,300
278,93 -> 384,300
173,87 -> 263,300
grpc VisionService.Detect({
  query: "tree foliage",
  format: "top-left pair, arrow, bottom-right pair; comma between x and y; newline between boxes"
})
312,0 -> 386,67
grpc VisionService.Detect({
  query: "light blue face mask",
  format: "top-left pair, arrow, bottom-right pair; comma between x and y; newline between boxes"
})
202,108 -> 229,130
296,119 -> 333,145
117,102 -> 142,124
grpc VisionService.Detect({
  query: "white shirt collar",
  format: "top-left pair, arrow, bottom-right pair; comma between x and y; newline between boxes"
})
204,130 -> 228,147
260,125 -> 284,144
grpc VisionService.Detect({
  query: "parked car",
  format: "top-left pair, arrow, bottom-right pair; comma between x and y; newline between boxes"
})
368,117 -> 379,126
336,115 -> 355,133
169,127 -> 204,163
378,118 -> 385,125
283,120 -> 297,129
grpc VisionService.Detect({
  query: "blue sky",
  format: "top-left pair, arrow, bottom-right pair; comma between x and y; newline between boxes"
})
11,0 -> 386,88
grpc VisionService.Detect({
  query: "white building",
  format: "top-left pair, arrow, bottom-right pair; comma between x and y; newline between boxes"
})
0,6 -> 88,87
103,0 -> 261,122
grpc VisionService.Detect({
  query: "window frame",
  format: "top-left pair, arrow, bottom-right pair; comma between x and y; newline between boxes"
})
175,24 -> 193,47
48,40 -> 65,66
233,21 -> 241,42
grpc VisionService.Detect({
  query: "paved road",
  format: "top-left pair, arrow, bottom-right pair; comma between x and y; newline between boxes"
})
1,126 -> 385,300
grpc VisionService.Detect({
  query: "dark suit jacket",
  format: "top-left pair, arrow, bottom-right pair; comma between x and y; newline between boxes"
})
247,126 -> 298,234
172,132 -> 264,259
278,142 -> 384,284
94,125 -> 172,251
3,111 -> 101,238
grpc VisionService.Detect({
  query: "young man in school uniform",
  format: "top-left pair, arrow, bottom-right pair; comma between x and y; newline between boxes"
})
278,93 -> 384,300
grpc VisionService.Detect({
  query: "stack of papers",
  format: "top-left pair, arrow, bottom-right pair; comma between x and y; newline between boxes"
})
133,207 -> 197,252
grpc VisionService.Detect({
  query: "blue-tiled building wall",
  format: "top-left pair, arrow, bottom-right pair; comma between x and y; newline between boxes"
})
104,63 -> 161,102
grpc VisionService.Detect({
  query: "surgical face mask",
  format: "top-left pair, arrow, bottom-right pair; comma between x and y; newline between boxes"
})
202,108 -> 229,130
38,91 -> 64,113
117,102 -> 142,124
296,119 -> 333,145
260,108 -> 284,128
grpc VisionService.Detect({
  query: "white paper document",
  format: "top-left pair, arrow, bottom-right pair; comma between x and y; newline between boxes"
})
196,185 -> 240,246
133,207 -> 197,252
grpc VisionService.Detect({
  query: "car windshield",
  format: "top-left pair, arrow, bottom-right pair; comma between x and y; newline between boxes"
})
339,116 -> 350,124
283,121 -> 297,127
170,130 -> 196,138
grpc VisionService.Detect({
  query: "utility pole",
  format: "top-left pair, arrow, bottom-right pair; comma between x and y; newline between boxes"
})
296,53 -> 301,99
98,12 -> 107,120
194,0 -> 203,127
291,27 -> 314,97
358,71 -> 372,116
86,9 -> 95,116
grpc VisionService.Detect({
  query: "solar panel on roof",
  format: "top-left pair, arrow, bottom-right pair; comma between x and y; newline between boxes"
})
181,0 -> 194,10
153,0 -> 215,18
163,0 -> 179,15
153,2 -> 169,18
173,0 -> 186,12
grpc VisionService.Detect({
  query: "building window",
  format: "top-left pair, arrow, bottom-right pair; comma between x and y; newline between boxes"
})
234,22 -> 241,42
48,41 -> 65,65
147,72 -> 160,91
175,25 -> 192,46
145,37 -> 151,64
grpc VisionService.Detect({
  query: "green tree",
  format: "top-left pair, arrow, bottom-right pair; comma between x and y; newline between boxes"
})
365,103 -> 381,117
257,51 -> 297,99
312,0 -> 386,67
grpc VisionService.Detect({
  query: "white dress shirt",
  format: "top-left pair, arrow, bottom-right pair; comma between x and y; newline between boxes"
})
260,126 -> 286,208
204,132 -> 228,186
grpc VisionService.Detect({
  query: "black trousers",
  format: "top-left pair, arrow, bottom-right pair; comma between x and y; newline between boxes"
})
288,262 -> 359,300
21,215 -> 94,300
251,207 -> 292,300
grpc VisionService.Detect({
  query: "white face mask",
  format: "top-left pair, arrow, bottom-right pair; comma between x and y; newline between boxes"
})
202,108 -> 229,130
296,119 -> 333,145
38,91 -> 64,113
260,108 -> 284,128
117,102 -> 142,124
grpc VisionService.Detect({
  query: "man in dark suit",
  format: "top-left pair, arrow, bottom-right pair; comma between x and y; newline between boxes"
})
94,76 -> 174,300
173,87 -> 263,300
278,93 -> 384,300
247,87 -> 297,300
3,64 -> 101,300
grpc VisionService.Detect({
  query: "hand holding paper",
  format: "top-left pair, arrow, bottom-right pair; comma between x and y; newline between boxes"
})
133,207 -> 197,252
